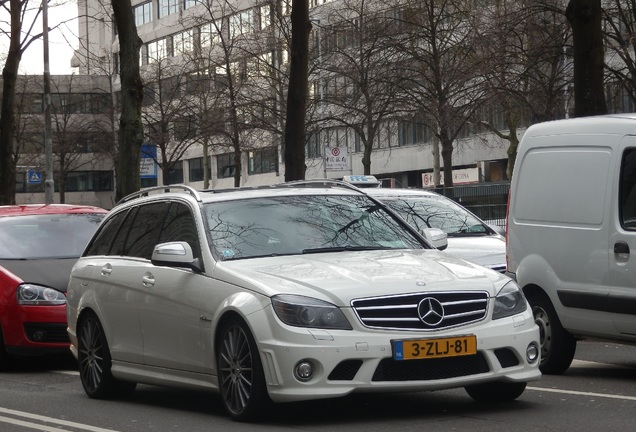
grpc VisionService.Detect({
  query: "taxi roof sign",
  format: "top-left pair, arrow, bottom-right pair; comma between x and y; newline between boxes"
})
342,175 -> 380,187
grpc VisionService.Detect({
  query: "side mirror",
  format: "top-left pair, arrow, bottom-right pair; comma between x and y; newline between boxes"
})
151,241 -> 204,273
421,228 -> 448,251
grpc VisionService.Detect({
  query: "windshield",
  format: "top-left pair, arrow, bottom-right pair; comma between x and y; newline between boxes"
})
0,213 -> 105,259
204,194 -> 424,260
379,195 -> 489,236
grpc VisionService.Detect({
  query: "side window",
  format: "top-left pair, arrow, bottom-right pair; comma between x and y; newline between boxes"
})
123,202 -> 168,259
159,202 -> 200,258
84,210 -> 129,256
620,148 -> 636,230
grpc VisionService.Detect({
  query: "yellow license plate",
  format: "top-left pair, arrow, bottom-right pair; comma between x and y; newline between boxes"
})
392,335 -> 477,360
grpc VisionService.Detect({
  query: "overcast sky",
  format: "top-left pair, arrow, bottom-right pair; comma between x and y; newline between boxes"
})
18,0 -> 78,75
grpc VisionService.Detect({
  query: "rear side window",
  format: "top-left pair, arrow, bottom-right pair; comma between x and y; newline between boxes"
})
84,210 -> 129,256
620,148 -> 636,230
123,203 -> 167,259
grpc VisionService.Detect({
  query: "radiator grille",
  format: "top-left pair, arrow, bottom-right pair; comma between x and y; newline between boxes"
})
352,291 -> 489,331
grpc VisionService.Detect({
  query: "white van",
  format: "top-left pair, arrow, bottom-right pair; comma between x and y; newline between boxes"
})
506,114 -> 636,374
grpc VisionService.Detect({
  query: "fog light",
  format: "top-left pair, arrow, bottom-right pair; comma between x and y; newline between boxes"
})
526,342 -> 539,363
32,330 -> 46,342
294,360 -> 314,382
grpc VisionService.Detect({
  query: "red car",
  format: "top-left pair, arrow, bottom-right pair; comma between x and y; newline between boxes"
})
0,204 -> 107,368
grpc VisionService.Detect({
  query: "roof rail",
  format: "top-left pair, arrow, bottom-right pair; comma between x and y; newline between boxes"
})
117,184 -> 202,205
281,178 -> 363,192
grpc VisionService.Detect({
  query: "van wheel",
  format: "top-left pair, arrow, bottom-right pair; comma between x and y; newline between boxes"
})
217,316 -> 271,422
465,381 -> 527,402
77,312 -> 137,398
527,292 -> 576,374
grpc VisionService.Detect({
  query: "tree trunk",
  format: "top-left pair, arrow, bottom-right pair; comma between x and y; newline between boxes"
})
0,0 -> 23,205
284,0 -> 310,181
112,0 -> 144,202
566,0 -> 607,117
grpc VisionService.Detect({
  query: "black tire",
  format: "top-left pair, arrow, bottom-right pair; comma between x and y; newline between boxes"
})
527,291 -> 577,374
217,316 -> 271,422
77,312 -> 136,399
465,381 -> 527,402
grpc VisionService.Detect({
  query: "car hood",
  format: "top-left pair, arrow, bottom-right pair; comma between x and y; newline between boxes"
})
217,249 -> 506,306
0,258 -> 77,292
445,236 -> 506,270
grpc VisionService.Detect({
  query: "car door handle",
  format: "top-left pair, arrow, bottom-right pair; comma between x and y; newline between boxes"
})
101,265 -> 112,276
614,241 -> 630,255
142,274 -> 155,287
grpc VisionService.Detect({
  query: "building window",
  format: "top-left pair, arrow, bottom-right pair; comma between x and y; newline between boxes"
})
184,0 -> 198,9
166,161 -> 184,184
259,5 -> 271,29
200,22 -> 222,47
147,39 -> 167,63
248,147 -> 277,175
159,0 -> 179,18
173,30 -> 194,56
306,131 -> 322,159
134,1 -> 153,26
217,153 -> 237,179
398,119 -> 430,146
229,9 -> 254,38
189,157 -> 209,182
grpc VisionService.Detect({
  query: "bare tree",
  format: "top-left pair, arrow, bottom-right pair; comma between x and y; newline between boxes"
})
396,0 -> 487,188
311,0 -> 403,176
478,0 -> 572,179
603,0 -> 636,112
283,0 -> 310,180
566,0 -> 607,116
0,0 -> 43,204
141,60 -> 200,185
111,0 -> 144,201
178,0 -> 288,187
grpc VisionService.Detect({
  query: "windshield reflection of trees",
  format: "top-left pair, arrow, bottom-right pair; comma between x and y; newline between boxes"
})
204,195 -> 422,260
385,197 -> 486,236
0,214 -> 105,259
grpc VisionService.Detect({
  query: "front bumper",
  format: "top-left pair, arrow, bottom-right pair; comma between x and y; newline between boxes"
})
1,303 -> 69,356
249,307 -> 541,403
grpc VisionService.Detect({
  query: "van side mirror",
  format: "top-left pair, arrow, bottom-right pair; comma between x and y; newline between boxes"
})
421,228 -> 448,251
151,241 -> 204,273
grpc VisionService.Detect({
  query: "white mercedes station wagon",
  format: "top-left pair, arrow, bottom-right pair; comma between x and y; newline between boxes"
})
66,181 -> 540,422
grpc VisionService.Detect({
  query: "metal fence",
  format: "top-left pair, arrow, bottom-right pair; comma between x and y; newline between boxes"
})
435,182 -> 511,229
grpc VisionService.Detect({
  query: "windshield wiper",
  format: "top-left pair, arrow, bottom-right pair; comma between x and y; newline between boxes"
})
301,245 -> 391,254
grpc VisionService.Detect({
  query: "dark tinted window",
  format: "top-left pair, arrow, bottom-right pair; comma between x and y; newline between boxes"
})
620,148 -> 636,229
109,207 -> 137,256
159,202 -> 200,258
84,210 -> 129,256
123,203 -> 167,259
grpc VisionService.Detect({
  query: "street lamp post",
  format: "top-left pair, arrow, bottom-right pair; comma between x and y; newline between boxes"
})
43,0 -> 55,204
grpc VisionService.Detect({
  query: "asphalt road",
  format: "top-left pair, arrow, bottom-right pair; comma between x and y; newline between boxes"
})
0,340 -> 635,431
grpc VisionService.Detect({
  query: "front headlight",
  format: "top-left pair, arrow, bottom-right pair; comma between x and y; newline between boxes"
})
271,294 -> 352,330
17,284 -> 66,306
492,281 -> 527,320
